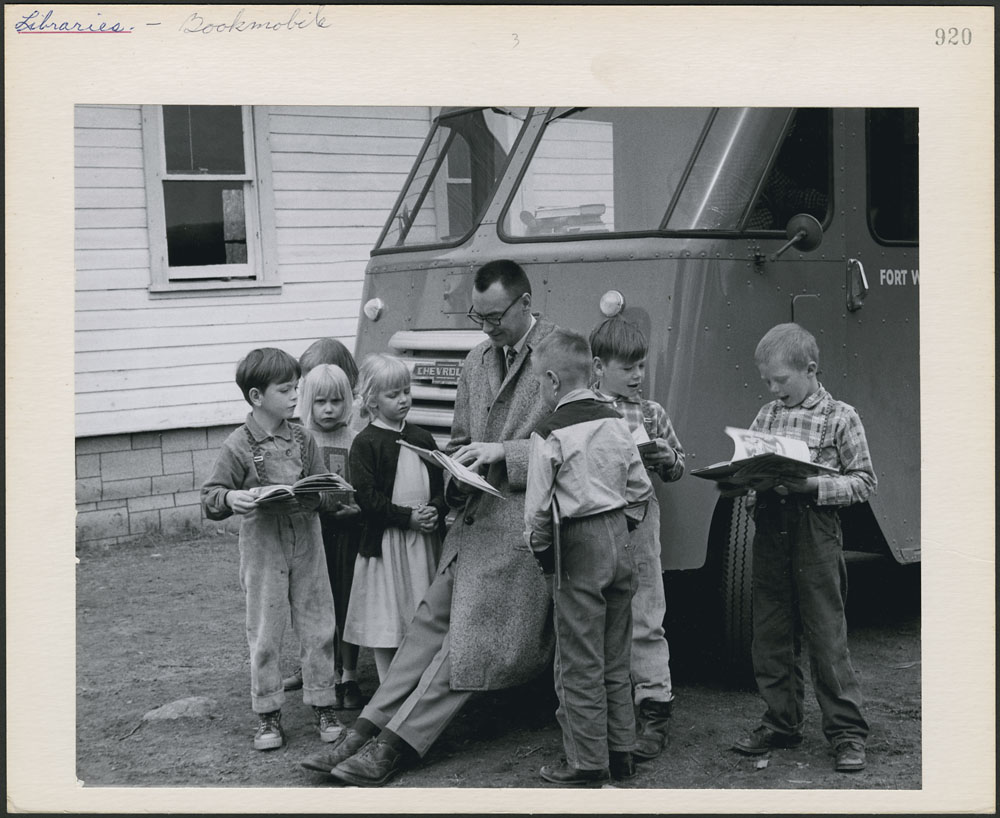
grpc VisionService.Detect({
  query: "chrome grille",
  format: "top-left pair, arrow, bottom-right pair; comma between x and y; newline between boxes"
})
389,330 -> 486,448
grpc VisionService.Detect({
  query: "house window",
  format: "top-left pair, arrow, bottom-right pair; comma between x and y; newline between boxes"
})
142,105 -> 277,293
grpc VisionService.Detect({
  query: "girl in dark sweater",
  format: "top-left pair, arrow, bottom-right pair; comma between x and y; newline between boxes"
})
344,354 -> 447,682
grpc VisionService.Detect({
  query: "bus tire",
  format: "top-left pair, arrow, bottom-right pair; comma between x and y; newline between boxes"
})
715,496 -> 756,688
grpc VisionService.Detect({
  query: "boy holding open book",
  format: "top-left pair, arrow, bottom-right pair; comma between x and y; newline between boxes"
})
201,347 -> 345,752
726,323 -> 877,773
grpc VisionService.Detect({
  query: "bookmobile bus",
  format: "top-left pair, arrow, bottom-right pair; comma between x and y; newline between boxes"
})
352,107 -> 919,679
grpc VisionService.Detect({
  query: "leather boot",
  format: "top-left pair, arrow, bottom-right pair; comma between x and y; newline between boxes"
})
633,699 -> 673,761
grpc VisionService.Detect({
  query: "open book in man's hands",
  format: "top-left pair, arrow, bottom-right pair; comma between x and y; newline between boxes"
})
691,427 -> 838,487
397,440 -> 505,499
253,473 -> 355,506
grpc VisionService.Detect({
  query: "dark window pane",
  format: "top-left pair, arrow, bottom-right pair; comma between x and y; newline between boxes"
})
446,181 -> 473,237
163,105 -> 245,174
747,109 -> 831,231
868,109 -> 918,242
164,181 -> 247,267
447,135 -> 471,179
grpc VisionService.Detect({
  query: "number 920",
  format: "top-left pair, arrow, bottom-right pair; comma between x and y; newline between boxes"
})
935,27 -> 972,45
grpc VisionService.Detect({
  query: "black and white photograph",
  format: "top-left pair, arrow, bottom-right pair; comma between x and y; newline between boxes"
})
5,4 -> 994,814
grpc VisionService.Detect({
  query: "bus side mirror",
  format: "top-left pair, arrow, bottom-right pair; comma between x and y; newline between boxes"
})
769,213 -> 824,261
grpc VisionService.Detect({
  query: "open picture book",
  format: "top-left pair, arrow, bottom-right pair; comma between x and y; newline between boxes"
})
691,427 -> 838,487
254,472 -> 355,506
397,440 -> 505,500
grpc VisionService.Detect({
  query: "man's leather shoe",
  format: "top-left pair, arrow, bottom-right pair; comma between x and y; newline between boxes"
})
540,761 -> 610,786
609,751 -> 636,781
330,738 -> 403,787
731,725 -> 803,755
299,727 -> 370,773
834,740 -> 866,772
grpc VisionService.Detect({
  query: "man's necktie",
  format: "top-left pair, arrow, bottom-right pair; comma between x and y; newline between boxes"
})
504,347 -> 517,377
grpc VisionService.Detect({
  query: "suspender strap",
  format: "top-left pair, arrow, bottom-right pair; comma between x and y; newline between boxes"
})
244,424 -> 309,486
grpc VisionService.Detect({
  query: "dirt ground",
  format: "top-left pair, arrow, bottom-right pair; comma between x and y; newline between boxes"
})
76,531 -> 921,792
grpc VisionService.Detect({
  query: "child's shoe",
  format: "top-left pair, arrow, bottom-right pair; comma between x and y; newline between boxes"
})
282,667 -> 303,691
342,680 -> 366,709
834,739 -> 866,772
253,710 -> 284,751
314,705 -> 344,742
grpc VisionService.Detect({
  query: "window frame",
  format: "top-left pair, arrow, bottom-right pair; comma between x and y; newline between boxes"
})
142,105 -> 279,295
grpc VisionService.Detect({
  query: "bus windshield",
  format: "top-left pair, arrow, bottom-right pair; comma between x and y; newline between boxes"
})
502,107 -> 802,238
376,107 -> 530,250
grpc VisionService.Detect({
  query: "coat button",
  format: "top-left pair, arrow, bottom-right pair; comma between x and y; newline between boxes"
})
464,515 -> 475,525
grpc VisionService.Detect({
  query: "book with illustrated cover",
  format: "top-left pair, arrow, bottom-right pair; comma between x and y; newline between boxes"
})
397,440 -> 505,500
253,472 -> 355,506
691,427 -> 838,487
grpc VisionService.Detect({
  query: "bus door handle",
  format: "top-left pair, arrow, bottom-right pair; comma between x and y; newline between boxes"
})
846,258 -> 869,312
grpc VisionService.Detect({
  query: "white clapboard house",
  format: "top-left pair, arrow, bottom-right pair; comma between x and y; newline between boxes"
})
75,105 -> 430,544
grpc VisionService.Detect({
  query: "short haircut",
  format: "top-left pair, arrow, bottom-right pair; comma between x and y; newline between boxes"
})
235,348 -> 300,405
534,328 -> 593,388
299,337 -> 359,388
356,353 -> 411,421
754,323 -> 820,370
299,364 -> 354,429
474,259 -> 532,298
589,317 -> 648,365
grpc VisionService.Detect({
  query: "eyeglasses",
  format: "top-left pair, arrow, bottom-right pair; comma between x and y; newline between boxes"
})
467,293 -> 524,328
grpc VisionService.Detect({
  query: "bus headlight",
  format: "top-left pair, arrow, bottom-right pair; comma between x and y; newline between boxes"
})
363,298 -> 385,321
599,290 -> 626,317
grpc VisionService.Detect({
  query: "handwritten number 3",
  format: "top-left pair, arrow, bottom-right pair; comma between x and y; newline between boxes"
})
512,33 -> 519,48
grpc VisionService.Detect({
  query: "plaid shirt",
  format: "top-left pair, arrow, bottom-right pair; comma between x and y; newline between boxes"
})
748,384 -> 876,507
595,390 -> 685,483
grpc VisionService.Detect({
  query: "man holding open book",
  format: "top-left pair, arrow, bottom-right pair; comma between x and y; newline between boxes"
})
301,260 -> 560,786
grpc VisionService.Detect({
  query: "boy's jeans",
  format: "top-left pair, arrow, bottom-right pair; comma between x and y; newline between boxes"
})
629,499 -> 674,704
239,511 -> 339,713
552,510 -> 637,770
750,496 -> 869,745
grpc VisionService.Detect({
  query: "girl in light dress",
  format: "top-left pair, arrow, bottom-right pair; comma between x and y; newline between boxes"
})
344,354 -> 446,682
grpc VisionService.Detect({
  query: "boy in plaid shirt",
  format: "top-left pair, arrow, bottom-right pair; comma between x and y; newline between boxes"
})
589,317 -> 685,761
728,323 -> 876,772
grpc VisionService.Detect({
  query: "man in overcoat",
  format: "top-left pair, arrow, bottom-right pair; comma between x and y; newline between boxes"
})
301,259 -> 558,786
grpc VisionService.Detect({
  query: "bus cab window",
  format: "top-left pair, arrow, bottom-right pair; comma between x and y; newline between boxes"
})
867,109 -> 918,244
746,109 -> 831,231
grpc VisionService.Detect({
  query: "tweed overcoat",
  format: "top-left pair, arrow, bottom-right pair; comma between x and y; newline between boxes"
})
441,317 -> 558,691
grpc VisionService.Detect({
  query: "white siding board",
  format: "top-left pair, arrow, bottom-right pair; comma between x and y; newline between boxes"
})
272,153 -> 416,174
277,224 -> 387,246
75,208 -> 147,229
76,294 -> 360,332
76,168 -> 146,189
75,227 -> 149,251
273,173 -> 408,192
75,268 -> 149,291
76,248 -> 150,270
75,146 -> 144,168
75,127 -> 143,149
270,133 -> 424,157
276,106 -> 428,121
276,200 -> 396,226
74,105 -> 142,130
76,280 -> 364,313
77,402 -> 249,437
269,113 -> 428,138
75,188 -> 147,208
